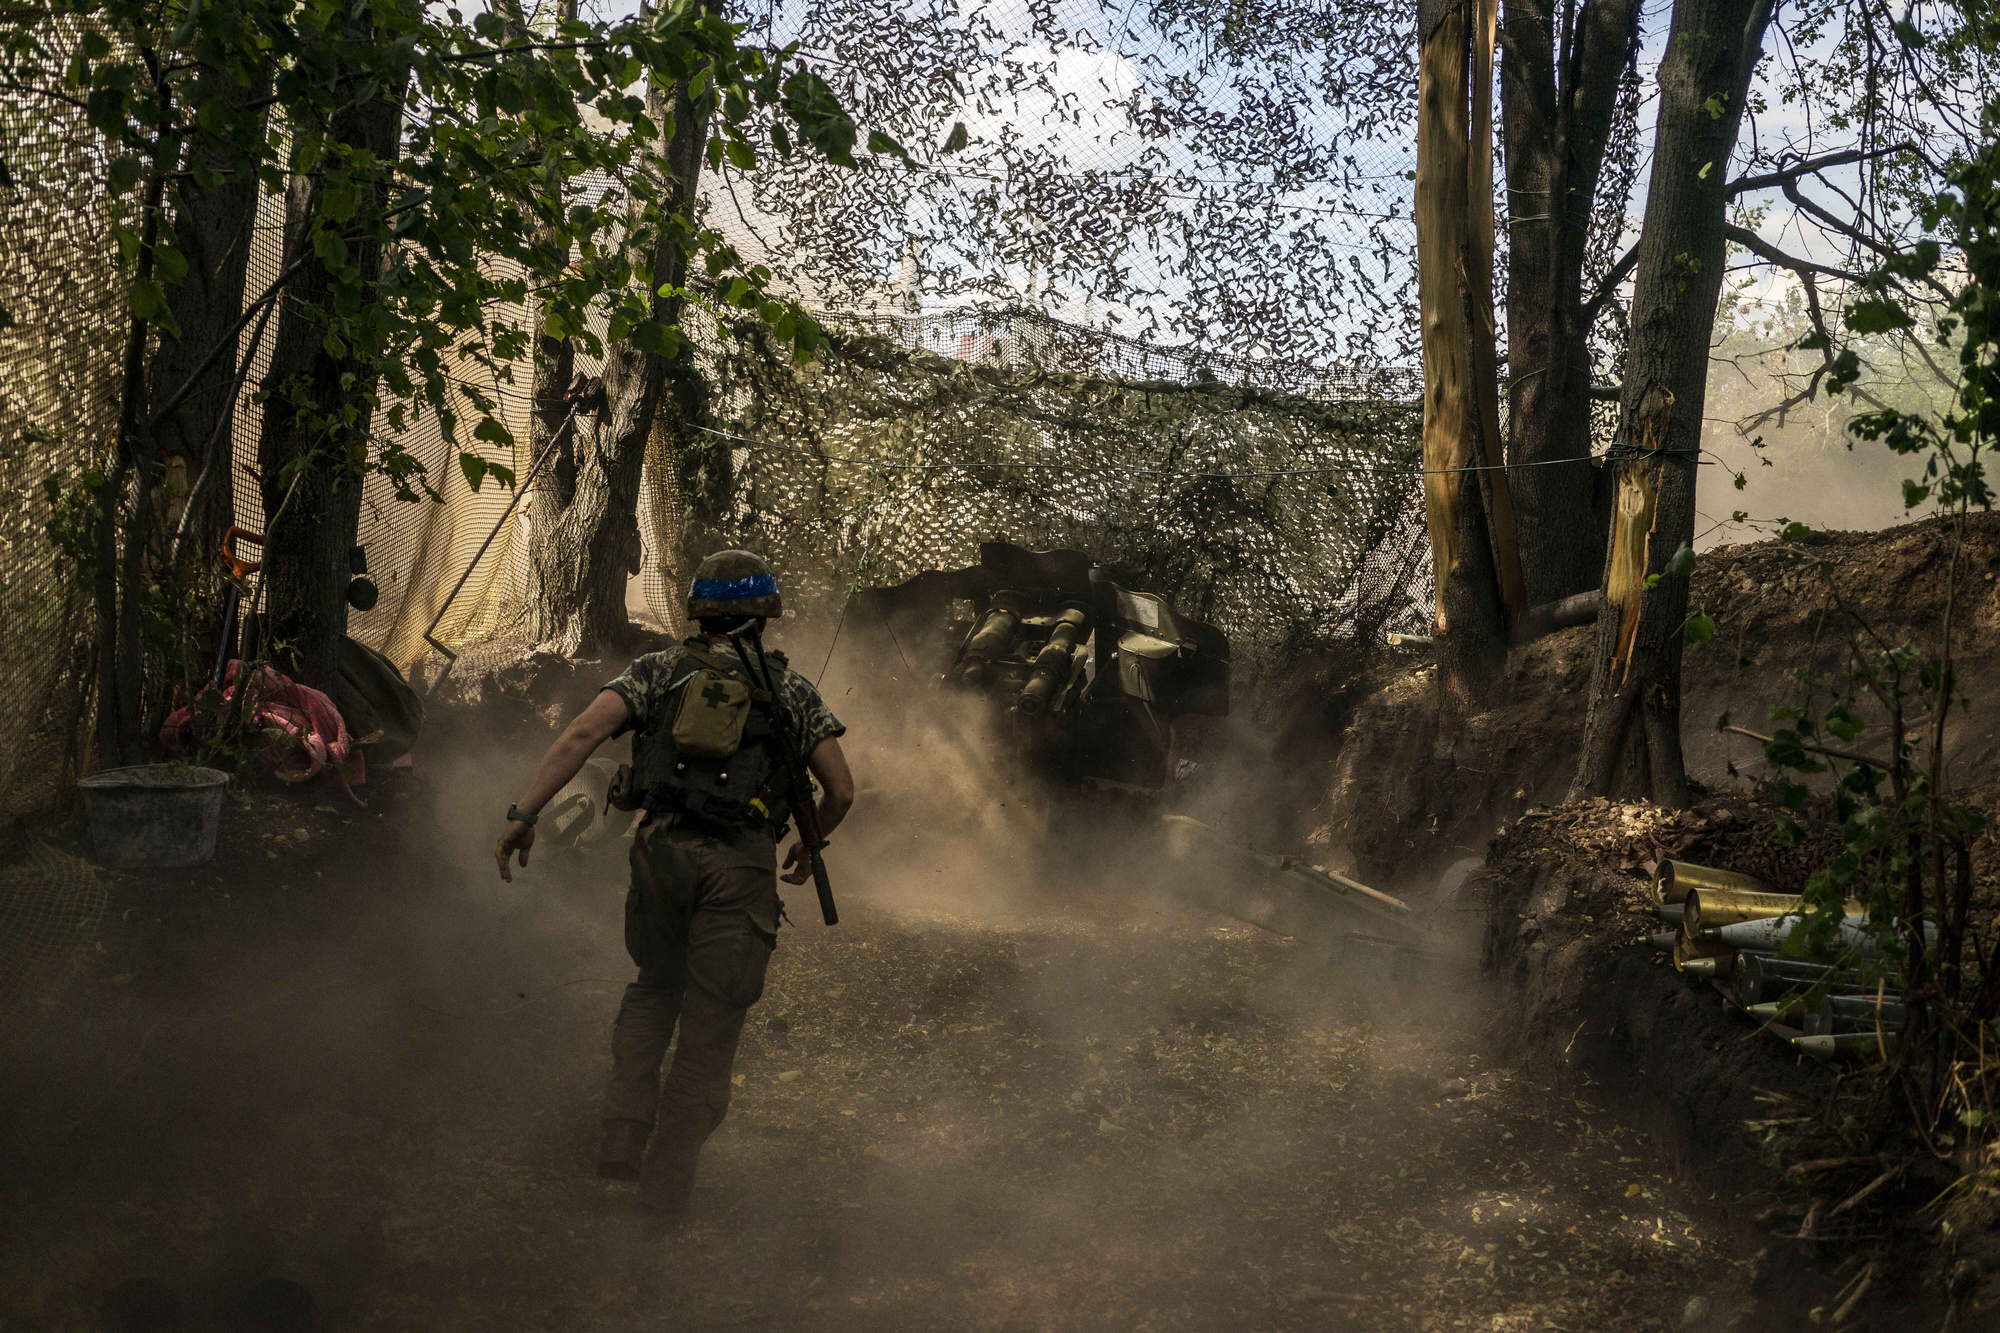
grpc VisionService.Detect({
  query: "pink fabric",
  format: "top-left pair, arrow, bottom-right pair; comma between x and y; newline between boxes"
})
162,662 -> 366,789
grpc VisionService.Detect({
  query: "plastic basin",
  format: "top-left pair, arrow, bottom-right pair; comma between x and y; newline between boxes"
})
77,764 -> 230,869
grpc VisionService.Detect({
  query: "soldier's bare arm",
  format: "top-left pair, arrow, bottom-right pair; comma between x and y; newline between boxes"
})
782,737 -> 855,884
495,688 -> 632,882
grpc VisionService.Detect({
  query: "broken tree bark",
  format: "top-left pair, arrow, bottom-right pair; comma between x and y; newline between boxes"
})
256,25 -> 411,690
529,72 -> 709,655
1498,0 -> 1644,604
1568,0 -> 1775,805
1417,0 -> 1519,709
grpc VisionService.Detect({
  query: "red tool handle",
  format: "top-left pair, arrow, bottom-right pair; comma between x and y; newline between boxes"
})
222,527 -> 265,580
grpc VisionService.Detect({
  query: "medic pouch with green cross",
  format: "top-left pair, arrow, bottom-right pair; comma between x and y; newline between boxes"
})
612,641 -> 794,829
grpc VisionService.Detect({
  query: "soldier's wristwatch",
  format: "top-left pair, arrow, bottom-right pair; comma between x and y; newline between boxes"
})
506,803 -> 538,825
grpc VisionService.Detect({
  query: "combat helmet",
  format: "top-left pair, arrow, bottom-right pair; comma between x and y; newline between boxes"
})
687,549 -> 783,621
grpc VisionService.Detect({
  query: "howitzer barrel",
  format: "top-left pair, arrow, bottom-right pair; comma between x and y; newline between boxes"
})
1015,607 -> 1089,715
959,607 -> 1022,684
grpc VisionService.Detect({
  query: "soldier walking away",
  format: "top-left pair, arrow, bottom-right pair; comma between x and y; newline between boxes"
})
493,551 -> 854,1220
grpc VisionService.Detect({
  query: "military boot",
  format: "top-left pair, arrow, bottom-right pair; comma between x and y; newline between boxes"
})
597,1119 -> 650,1181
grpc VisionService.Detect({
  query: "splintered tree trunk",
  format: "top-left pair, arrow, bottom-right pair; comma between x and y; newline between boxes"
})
529,74 -> 708,655
1499,0 -> 1644,604
1569,0 -> 1774,805
152,61 -> 268,570
1417,0 -> 1517,709
256,31 -> 409,690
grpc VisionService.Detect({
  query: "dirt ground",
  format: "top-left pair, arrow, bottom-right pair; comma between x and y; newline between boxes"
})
0,741 -> 1771,1333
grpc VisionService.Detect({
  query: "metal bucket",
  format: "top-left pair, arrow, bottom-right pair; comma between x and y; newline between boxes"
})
78,764 -> 230,868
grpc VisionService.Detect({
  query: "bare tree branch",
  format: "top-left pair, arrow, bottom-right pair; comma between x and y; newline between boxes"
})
1726,141 -> 1914,197
1580,240 -> 1641,325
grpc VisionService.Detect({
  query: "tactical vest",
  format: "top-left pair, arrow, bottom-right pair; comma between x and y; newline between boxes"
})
615,640 -> 795,829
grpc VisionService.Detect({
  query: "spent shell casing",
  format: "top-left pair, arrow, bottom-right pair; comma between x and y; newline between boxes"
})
1654,860 -> 1773,906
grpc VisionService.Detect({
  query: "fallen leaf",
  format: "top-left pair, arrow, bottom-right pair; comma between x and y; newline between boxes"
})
778,1070 -> 801,1083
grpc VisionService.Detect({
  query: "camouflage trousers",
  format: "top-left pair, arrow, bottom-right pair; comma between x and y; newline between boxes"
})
604,817 -> 780,1213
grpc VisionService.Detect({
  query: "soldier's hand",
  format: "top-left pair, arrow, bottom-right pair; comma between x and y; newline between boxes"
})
497,820 -> 536,882
780,839 -> 811,885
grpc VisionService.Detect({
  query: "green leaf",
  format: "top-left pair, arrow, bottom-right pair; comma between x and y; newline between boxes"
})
472,416 -> 513,447
458,451 -> 489,492
866,129 -> 909,159
1779,520 -> 1815,543
107,155 -> 141,196
312,228 -> 349,270
322,329 -> 347,359
152,241 -> 187,286
129,278 -> 181,339
1845,298 -> 1913,335
1682,607 -> 1716,643
113,223 -> 141,265
943,121 -> 968,153
725,138 -> 756,171
1697,161 -> 1713,180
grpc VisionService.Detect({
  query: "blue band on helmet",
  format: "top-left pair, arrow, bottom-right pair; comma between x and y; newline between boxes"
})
690,573 -> 779,602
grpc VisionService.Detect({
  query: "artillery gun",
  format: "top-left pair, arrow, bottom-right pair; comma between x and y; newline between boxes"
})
849,543 -> 1230,796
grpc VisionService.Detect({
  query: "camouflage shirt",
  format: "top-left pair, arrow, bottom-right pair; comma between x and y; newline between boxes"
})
604,638 -> 845,758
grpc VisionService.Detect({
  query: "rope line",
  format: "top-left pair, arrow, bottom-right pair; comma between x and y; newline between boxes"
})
690,424 -> 1694,479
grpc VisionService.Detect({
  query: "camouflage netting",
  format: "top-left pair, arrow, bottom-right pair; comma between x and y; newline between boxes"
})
675,307 -> 1430,660
0,2 -> 1439,840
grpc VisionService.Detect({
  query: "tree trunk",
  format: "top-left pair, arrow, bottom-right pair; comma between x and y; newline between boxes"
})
146,58 -> 270,730
1568,0 -> 1775,805
1418,0 -> 1514,708
529,74 -> 708,655
1500,0 -> 1644,603
256,28 -> 409,691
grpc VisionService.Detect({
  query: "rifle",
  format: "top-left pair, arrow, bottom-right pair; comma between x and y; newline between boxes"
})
727,624 -> 839,926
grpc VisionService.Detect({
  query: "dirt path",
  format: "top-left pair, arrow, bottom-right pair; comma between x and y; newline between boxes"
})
2,774 -> 1751,1333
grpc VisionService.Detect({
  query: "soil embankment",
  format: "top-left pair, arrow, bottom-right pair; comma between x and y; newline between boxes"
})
1312,515 -> 2000,1329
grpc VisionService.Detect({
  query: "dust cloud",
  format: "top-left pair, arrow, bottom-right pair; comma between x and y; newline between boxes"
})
1,617 -> 1753,1332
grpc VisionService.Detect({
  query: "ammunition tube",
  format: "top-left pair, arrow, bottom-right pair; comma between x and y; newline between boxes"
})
1674,932 -> 1735,973
1647,904 -> 1685,926
1792,1031 -> 1898,1060
1820,995 -> 1906,1026
1684,888 -> 1867,934
1015,608 -> 1088,715
1654,860 -> 1773,906
1816,992 -> 1904,1020
1643,931 -> 1677,952
1711,915 -> 1934,955
1745,1000 -> 1809,1025
1739,954 -> 1902,1006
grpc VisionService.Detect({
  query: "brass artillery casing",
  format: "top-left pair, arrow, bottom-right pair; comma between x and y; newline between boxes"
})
1685,887 -> 1865,934
1654,860 -> 1772,906
1674,931 -> 1735,974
